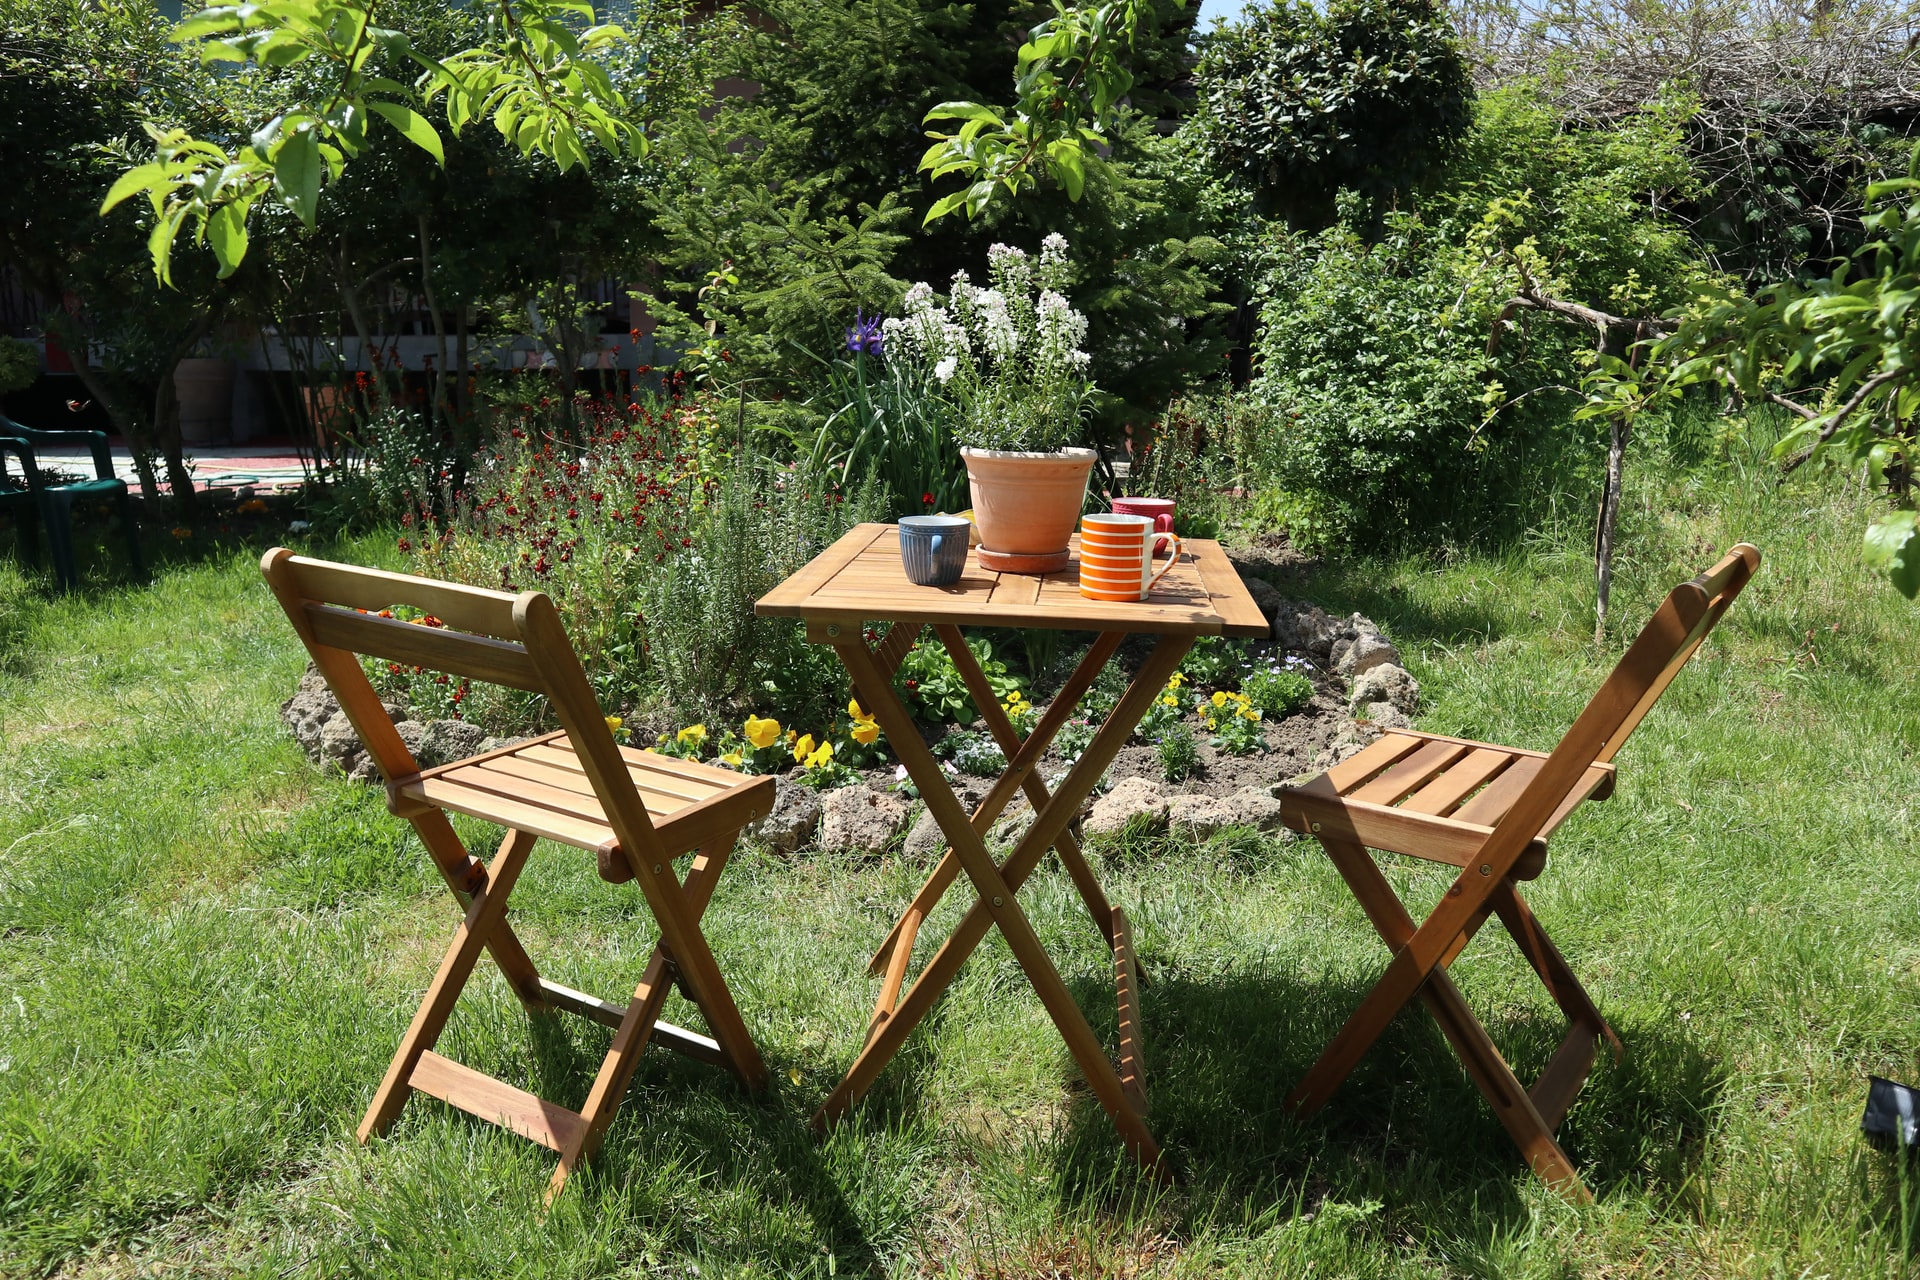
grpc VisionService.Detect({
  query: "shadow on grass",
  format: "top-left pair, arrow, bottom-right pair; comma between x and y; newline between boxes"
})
1046,965 -> 1728,1235
1290,564 -> 1523,652
428,997 -> 914,1277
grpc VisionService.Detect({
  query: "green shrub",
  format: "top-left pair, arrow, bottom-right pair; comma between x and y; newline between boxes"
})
1245,664 -> 1315,718
1193,0 -> 1474,225
893,636 -> 1022,724
642,451 -> 881,725
1157,722 -> 1198,781
0,336 -> 38,396
1244,85 -> 1719,548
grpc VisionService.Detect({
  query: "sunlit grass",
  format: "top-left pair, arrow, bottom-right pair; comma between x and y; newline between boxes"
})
1,461 -> 1917,1276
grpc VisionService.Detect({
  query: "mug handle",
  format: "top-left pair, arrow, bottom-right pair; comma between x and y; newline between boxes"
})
929,533 -> 943,555
1146,535 -> 1183,592
1155,514 -> 1174,535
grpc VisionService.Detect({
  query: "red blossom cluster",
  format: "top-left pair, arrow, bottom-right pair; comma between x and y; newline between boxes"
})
436,395 -> 712,589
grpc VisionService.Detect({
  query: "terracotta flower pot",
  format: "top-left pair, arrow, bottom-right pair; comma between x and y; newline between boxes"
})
962,446 -> 1096,574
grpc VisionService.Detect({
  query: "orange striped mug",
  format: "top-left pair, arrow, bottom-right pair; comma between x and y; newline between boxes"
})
1078,514 -> 1182,601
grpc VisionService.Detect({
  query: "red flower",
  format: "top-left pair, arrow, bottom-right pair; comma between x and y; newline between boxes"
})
922,491 -> 934,506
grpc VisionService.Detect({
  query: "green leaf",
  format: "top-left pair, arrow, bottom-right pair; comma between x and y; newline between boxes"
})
923,101 -> 1004,125
1046,139 -> 1086,200
101,163 -> 171,214
274,130 -> 322,226
1864,510 -> 1920,598
207,201 -> 250,277
923,188 -> 971,225
368,102 -> 445,163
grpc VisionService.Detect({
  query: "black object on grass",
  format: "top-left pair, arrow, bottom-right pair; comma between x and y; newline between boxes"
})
1863,1076 -> 1920,1152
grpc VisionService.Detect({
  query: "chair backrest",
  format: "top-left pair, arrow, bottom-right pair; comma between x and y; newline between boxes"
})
1473,543 -> 1760,880
0,414 -> 114,483
259,548 -> 671,867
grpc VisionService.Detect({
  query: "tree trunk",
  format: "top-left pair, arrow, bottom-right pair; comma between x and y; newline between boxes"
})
151,359 -> 196,516
1594,414 -> 1630,644
417,213 -> 450,435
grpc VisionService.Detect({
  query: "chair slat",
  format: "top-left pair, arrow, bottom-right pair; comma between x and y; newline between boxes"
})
1453,756 -> 1544,826
281,554 -> 525,638
305,605 -> 544,692
1348,740 -> 1469,806
517,742 -> 724,804
405,777 -> 614,850
458,760 -> 687,821
410,1050 -> 586,1153
1325,733 -> 1423,792
614,743 -> 746,792
1400,748 -> 1514,815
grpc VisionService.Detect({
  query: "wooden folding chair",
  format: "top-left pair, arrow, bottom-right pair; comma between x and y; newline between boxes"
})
261,549 -> 774,1203
1277,544 -> 1760,1201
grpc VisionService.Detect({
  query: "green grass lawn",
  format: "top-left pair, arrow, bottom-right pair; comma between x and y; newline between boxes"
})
3,461 -> 1919,1277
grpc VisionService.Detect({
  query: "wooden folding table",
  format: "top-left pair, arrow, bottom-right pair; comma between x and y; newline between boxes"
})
756,522 -> 1268,1166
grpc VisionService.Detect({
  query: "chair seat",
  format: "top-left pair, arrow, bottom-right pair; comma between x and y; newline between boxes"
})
1277,730 -> 1615,880
391,731 -> 776,878
40,478 -> 125,497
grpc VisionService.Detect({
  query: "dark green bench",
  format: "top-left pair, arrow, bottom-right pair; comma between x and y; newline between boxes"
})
0,413 -> 144,590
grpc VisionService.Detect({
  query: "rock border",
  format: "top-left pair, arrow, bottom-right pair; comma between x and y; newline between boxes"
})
277,568 -> 1424,858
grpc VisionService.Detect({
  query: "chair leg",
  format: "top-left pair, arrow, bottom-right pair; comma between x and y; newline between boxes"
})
1493,884 -> 1620,1057
359,828 -> 538,1142
1291,832 -> 1595,1201
39,496 -> 77,591
114,488 -> 145,579
546,831 -> 742,1204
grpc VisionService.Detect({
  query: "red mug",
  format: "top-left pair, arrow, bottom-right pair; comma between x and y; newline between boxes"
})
1112,496 -> 1175,537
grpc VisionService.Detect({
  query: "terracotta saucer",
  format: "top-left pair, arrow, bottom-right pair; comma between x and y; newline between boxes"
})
977,545 -> 1073,574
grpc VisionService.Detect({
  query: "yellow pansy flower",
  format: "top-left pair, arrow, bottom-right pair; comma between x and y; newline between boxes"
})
792,733 -> 816,763
1211,691 -> 1230,708
605,715 -> 623,734
851,719 -> 880,745
804,741 -> 834,768
677,723 -> 707,746
720,750 -> 744,767
848,698 -> 868,721
744,714 -> 782,749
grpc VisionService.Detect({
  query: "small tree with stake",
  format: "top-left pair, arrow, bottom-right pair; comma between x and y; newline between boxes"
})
1586,146 -> 1920,601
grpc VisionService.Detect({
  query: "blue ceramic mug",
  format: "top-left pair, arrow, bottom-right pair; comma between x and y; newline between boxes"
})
899,515 -> 971,586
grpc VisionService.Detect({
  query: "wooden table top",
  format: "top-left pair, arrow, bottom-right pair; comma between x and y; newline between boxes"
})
756,522 -> 1270,637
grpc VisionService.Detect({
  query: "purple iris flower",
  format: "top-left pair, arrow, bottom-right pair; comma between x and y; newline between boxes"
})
845,310 -> 884,356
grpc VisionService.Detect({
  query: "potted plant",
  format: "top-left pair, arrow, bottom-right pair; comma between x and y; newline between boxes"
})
884,235 -> 1095,572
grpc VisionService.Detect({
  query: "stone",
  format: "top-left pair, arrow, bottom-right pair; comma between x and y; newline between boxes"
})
1358,702 -> 1413,730
280,663 -> 339,760
818,785 -> 912,855
1083,776 -> 1171,840
394,719 -> 426,760
749,776 -> 823,854
1348,663 -> 1420,716
1272,599 -> 1335,656
318,712 -> 364,762
1314,719 -> 1382,770
1241,574 -> 1285,622
987,796 -> 1033,848
1166,793 -> 1237,840
903,807 -> 946,858
419,719 -> 488,766
1334,632 -> 1401,679
1221,785 -> 1287,832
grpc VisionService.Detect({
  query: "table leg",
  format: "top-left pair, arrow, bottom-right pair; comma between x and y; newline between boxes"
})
818,632 -> 1192,1167
938,625 -> 1120,949
869,630 -> 1122,975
